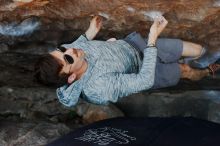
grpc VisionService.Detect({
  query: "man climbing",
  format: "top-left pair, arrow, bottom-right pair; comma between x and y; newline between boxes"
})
34,15 -> 220,107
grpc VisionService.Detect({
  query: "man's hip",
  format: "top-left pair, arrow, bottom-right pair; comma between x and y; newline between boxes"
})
124,32 -> 183,89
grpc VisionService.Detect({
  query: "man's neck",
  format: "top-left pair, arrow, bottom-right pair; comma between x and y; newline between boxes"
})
75,60 -> 88,80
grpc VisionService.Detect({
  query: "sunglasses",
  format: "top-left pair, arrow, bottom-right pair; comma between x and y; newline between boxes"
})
56,46 -> 74,64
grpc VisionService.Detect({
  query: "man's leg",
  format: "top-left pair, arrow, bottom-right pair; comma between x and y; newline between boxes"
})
147,37 -> 219,68
179,64 -> 209,81
153,38 -> 204,63
151,39 -> 206,89
181,41 -> 204,58
182,41 -> 220,69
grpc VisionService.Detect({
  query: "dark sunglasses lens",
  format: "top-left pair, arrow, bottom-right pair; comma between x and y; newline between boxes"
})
58,46 -> 67,52
64,54 -> 74,64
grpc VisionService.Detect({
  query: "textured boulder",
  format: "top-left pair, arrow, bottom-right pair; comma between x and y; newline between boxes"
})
0,1 -> 220,146
116,90 -> 220,123
0,119 -> 70,146
0,0 -> 219,49
76,102 -> 124,124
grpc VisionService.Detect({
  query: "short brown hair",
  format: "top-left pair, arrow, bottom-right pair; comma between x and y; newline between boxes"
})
34,54 -> 68,87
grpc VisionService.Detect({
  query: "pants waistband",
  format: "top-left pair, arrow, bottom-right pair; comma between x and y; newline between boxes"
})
124,39 -> 144,60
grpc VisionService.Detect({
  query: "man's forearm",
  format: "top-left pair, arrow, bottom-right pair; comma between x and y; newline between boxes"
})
85,16 -> 103,40
85,28 -> 97,40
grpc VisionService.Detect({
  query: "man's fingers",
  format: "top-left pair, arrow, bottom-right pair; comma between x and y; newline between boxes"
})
161,18 -> 168,29
157,17 -> 168,34
155,16 -> 167,25
152,17 -> 160,27
91,15 -> 102,24
90,15 -> 99,22
156,16 -> 168,29
89,15 -> 103,29
93,15 -> 98,21
95,16 -> 103,28
160,16 -> 168,24
96,16 -> 102,24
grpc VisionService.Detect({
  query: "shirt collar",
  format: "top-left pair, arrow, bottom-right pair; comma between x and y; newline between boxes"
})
56,48 -> 99,107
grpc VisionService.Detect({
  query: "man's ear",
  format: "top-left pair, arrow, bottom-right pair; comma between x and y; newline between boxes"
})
67,73 -> 76,84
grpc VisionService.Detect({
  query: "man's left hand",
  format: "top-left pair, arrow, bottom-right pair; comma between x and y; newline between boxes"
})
85,16 -> 103,40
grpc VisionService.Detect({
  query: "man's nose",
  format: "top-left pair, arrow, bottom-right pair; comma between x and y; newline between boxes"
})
72,49 -> 79,57
72,49 -> 77,55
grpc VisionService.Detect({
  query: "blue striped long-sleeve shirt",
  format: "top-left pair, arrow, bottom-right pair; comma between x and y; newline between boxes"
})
56,35 -> 157,107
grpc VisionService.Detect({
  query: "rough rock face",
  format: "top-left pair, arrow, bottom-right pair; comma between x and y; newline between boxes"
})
0,120 -> 70,146
117,90 -> 220,123
0,0 -> 220,146
0,0 -> 219,49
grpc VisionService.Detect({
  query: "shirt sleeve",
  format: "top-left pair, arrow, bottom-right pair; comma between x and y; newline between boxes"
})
86,47 -> 157,105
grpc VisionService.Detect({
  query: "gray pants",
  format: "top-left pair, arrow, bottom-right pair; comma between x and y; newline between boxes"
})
124,32 -> 183,89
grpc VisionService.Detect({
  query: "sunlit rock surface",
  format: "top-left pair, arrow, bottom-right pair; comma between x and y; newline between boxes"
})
0,0 -> 220,145
0,0 -> 219,48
